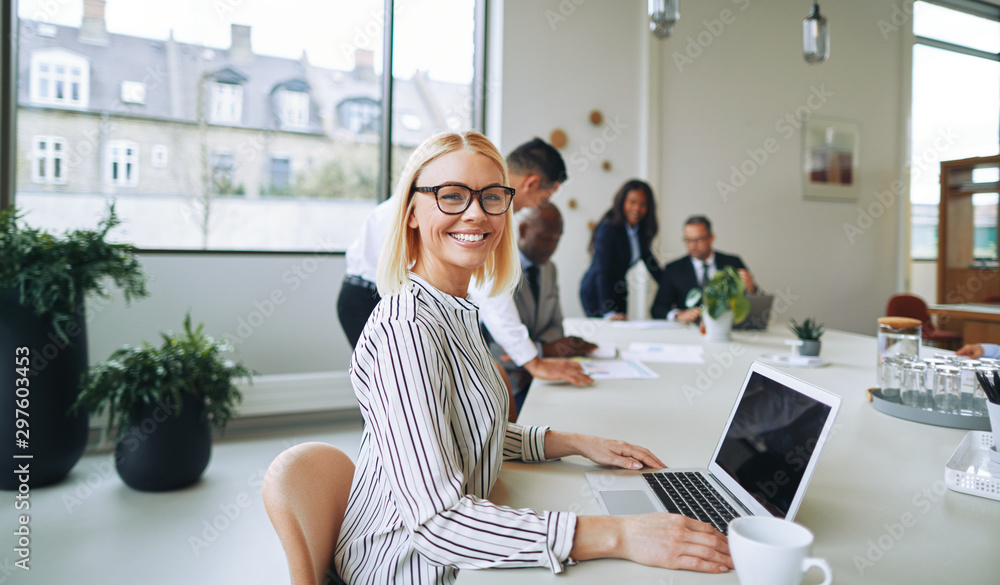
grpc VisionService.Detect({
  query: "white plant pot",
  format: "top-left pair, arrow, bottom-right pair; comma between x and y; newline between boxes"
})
704,310 -> 733,342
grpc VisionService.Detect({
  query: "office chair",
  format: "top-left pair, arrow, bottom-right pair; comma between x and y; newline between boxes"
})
263,442 -> 355,585
885,293 -> 962,349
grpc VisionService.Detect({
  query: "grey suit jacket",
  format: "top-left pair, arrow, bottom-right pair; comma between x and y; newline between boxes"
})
514,260 -> 564,345
487,260 -> 564,375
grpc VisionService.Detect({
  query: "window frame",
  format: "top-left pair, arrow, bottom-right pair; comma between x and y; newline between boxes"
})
106,139 -> 140,187
1,0 -> 490,252
210,81 -> 244,125
31,135 -> 67,184
908,0 -> 1000,263
29,48 -> 89,108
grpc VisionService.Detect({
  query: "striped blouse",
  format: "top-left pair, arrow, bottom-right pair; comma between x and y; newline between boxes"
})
334,274 -> 577,585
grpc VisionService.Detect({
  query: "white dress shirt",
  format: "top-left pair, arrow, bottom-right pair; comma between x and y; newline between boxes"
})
666,254 -> 716,322
336,274 -> 577,584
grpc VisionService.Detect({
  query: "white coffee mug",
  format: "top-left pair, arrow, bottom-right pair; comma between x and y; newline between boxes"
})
728,517 -> 832,585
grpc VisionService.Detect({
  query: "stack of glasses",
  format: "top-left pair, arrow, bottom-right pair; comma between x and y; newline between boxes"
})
879,354 -> 993,416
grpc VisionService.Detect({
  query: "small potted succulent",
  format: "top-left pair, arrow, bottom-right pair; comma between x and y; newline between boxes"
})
74,314 -> 252,491
686,266 -> 751,341
0,205 -> 147,489
789,318 -> 825,356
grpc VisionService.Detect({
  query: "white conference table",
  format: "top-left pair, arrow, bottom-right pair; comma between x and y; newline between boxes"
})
458,319 -> 1000,585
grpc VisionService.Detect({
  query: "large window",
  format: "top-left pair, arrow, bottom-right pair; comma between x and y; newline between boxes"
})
910,1 -> 1000,260
10,0 -> 485,251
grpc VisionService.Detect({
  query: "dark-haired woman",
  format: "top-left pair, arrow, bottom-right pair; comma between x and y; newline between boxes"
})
579,179 -> 662,319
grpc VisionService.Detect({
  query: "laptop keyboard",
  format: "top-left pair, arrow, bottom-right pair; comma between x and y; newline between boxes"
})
642,471 -> 741,534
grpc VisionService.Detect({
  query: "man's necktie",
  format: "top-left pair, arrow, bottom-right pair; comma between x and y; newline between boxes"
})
525,265 -> 540,304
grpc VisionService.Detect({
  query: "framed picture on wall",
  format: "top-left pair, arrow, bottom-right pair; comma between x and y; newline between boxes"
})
803,117 -> 860,202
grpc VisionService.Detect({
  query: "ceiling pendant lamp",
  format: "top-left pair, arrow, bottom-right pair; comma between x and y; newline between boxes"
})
649,0 -> 680,39
803,1 -> 830,63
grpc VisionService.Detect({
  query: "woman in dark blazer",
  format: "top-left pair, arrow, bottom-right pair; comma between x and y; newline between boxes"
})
579,179 -> 662,319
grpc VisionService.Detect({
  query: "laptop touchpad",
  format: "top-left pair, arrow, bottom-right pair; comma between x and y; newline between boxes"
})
601,490 -> 658,515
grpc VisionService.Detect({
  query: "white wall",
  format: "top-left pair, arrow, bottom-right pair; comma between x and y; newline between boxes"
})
499,0 -> 906,335
88,253 -> 351,375
653,0 -> 904,335
497,0 -> 652,319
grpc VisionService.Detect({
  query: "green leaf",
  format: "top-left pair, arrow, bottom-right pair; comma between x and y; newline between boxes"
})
73,312 -> 255,441
0,203 -> 148,342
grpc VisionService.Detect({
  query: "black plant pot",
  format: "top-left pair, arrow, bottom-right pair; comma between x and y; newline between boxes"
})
0,290 -> 89,490
115,392 -> 212,492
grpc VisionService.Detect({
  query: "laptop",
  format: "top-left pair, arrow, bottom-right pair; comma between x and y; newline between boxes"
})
733,294 -> 775,331
586,361 -> 840,533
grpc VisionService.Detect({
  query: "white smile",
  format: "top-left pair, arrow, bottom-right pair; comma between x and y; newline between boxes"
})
450,233 -> 486,242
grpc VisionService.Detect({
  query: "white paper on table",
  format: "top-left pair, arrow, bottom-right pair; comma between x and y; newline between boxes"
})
621,342 -> 705,364
579,359 -> 659,379
611,320 -> 685,330
586,342 -> 617,359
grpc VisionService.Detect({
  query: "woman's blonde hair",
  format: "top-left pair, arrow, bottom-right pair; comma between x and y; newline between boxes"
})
376,130 -> 519,298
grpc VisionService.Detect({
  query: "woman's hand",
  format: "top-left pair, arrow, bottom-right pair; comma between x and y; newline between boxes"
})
571,515 -> 732,573
619,514 -> 732,572
544,431 -> 665,469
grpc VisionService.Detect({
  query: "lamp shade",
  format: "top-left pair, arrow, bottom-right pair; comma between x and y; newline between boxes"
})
803,1 -> 829,63
649,0 -> 680,39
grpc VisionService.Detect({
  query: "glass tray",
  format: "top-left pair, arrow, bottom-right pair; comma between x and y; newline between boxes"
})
869,388 -> 991,431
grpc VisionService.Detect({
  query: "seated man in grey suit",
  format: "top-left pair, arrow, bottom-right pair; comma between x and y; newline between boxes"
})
488,202 -> 597,413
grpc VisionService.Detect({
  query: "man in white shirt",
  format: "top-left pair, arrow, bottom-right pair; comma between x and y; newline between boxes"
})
337,138 -> 593,386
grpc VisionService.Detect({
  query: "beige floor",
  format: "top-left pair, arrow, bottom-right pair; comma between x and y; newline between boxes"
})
1,417 -> 365,585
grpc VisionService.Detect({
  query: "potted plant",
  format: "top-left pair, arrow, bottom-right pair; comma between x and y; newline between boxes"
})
0,205 -> 147,489
74,314 -> 252,491
789,318 -> 825,357
686,266 -> 751,342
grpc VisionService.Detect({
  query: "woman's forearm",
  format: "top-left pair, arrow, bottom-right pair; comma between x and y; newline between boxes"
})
570,516 -> 623,560
543,430 -> 582,460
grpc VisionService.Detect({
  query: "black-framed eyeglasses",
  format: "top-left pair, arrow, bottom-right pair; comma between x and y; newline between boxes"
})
683,236 -> 711,244
414,184 -> 515,216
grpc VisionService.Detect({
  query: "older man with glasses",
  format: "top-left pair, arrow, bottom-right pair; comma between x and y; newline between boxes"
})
650,215 -> 757,322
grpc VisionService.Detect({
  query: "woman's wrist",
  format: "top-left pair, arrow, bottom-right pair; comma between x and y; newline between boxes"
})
571,515 -> 624,561
543,430 -> 582,460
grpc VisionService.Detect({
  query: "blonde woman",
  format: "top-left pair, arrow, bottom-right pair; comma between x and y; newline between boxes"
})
335,131 -> 732,584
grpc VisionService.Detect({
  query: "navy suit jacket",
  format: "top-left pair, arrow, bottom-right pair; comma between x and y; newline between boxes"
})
650,251 -> 748,319
579,221 -> 662,317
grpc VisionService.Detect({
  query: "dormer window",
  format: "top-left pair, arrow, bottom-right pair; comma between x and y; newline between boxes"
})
30,48 -> 89,108
279,89 -> 310,128
338,97 -> 381,135
211,82 -> 243,124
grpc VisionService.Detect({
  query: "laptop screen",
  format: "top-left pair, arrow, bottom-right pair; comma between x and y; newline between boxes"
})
713,370 -> 833,518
